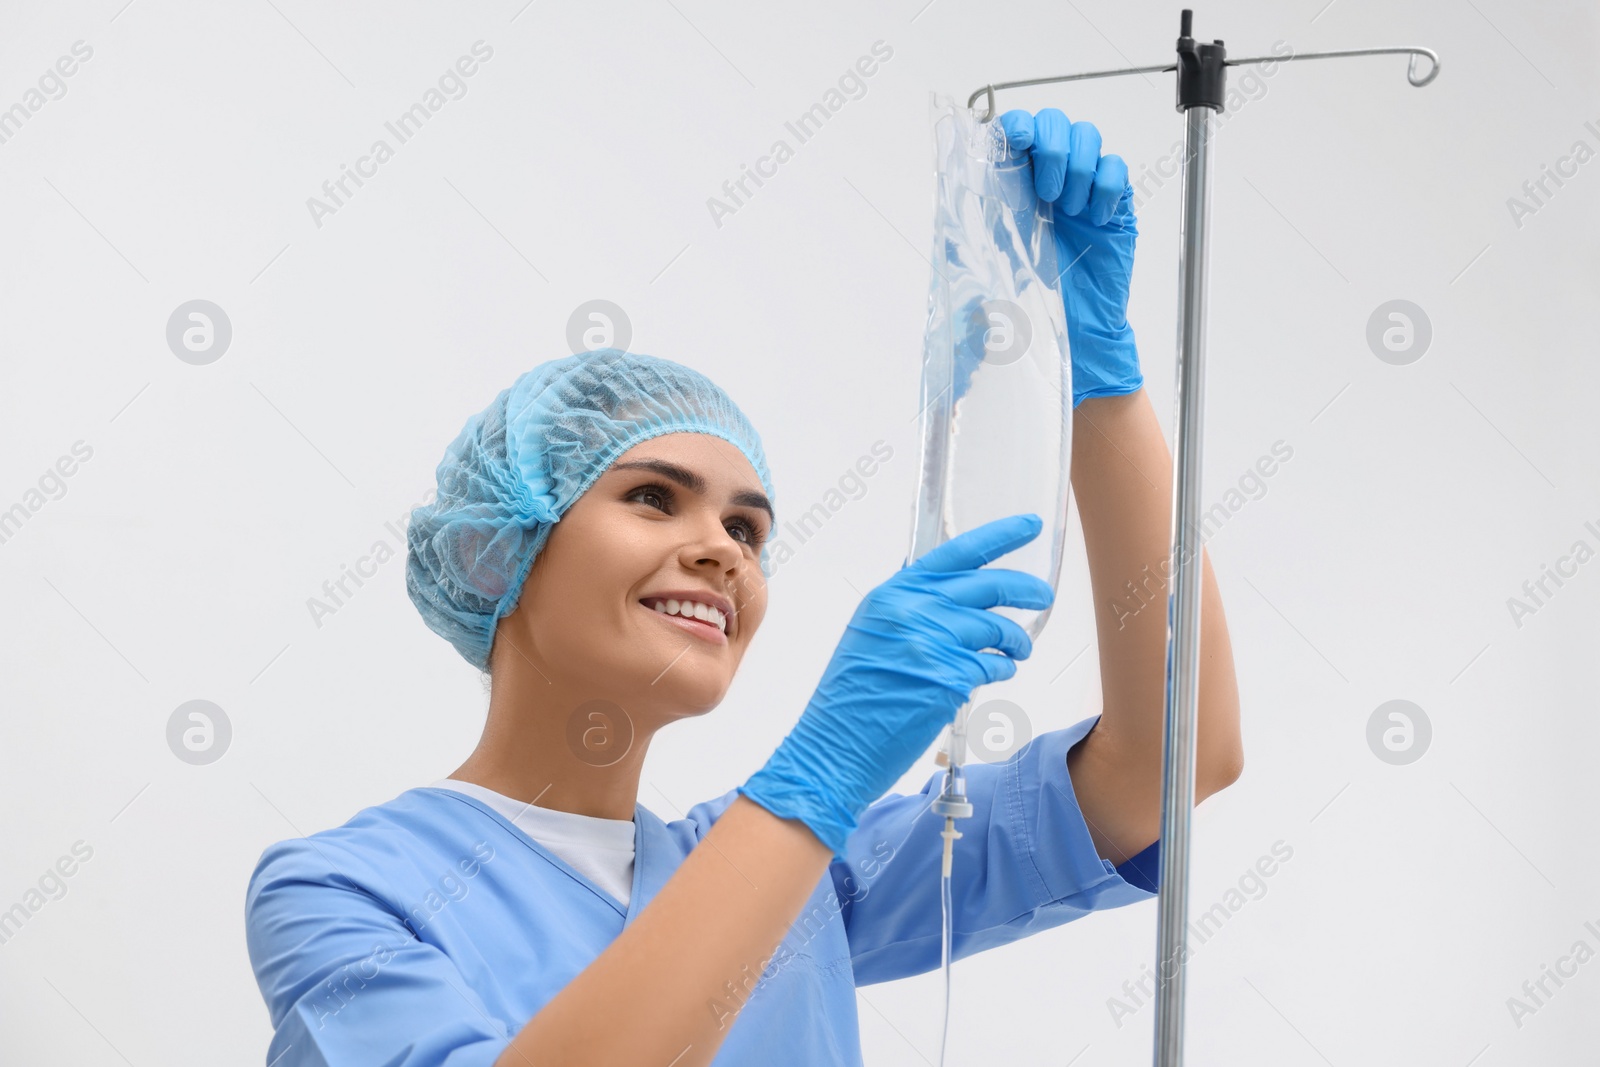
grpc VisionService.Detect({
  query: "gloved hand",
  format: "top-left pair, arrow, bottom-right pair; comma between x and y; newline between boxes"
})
738,513 -> 1054,859
999,108 -> 1143,407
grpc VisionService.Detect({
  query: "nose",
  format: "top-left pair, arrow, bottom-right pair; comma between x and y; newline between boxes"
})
680,515 -> 744,572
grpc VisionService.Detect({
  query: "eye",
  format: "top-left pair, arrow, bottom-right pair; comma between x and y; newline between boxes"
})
727,515 -> 765,547
628,483 -> 672,511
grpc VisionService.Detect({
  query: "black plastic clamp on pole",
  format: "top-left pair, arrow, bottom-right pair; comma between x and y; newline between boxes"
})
1175,9 -> 1227,112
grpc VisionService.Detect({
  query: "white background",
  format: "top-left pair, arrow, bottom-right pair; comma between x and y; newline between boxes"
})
0,1 -> 1595,1064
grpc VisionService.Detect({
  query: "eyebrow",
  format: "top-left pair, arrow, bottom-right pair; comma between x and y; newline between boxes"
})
610,458 -> 775,525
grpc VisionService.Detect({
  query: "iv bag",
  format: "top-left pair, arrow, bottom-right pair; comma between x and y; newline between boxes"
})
908,93 -> 1073,641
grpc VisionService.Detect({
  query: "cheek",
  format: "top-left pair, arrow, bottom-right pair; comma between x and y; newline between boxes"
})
521,585 -> 632,667
524,526 -> 639,633
738,577 -> 770,636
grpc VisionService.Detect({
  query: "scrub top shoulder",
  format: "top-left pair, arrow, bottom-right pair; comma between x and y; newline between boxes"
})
244,713 -> 1160,1066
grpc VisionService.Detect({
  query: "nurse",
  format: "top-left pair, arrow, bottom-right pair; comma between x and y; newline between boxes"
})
245,111 -> 1243,1066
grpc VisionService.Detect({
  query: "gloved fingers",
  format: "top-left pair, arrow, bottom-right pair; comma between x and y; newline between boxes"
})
997,109 -> 1035,152
1058,119 -> 1103,218
1086,154 -> 1132,228
936,602 -> 1035,661
1009,112 -> 1132,231
1028,108 -> 1071,203
972,649 -> 1021,688
843,585 -> 1038,672
909,513 -> 1043,573
918,567 -> 1056,614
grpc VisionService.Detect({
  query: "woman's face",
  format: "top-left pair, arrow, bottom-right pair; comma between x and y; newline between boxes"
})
494,432 -> 772,719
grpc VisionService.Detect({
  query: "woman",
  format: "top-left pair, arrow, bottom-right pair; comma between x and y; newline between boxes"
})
245,110 -> 1242,1066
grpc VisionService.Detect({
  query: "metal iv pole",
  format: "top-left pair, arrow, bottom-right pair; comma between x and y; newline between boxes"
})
967,11 -> 1439,1066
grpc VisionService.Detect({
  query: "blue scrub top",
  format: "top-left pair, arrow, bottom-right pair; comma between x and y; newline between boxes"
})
245,714 -> 1160,1065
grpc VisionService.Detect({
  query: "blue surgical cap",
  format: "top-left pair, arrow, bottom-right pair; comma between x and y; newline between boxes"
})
405,348 -> 777,671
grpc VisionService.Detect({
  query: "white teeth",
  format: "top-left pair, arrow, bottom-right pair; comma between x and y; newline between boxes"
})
648,598 -> 727,634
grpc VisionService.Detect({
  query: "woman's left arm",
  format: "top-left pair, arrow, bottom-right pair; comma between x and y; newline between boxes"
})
1066,386 -> 1244,865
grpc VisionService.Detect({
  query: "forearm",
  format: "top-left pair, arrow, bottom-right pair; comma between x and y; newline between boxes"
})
496,796 -> 833,1066
1064,388 -> 1243,863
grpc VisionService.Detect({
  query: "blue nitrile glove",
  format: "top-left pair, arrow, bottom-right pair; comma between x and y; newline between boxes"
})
999,108 -> 1143,407
738,513 -> 1055,859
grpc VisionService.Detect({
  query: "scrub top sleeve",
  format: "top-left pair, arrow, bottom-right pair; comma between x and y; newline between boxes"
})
245,839 -> 514,1067
833,714 -> 1161,987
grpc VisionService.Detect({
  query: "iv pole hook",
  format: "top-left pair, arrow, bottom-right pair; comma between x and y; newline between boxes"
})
967,44 -> 1439,122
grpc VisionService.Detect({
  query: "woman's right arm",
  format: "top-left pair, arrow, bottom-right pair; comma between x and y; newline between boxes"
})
498,514 -> 1053,1065
495,796 -> 832,1066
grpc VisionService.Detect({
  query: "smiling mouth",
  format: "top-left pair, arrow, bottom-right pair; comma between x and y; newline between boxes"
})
638,600 -> 729,643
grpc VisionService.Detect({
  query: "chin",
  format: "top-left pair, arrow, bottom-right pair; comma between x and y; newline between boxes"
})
671,701 -> 722,722
605,659 -> 729,717
668,680 -> 732,717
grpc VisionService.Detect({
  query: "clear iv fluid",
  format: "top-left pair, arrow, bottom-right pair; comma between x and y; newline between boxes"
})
909,96 -> 1074,642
